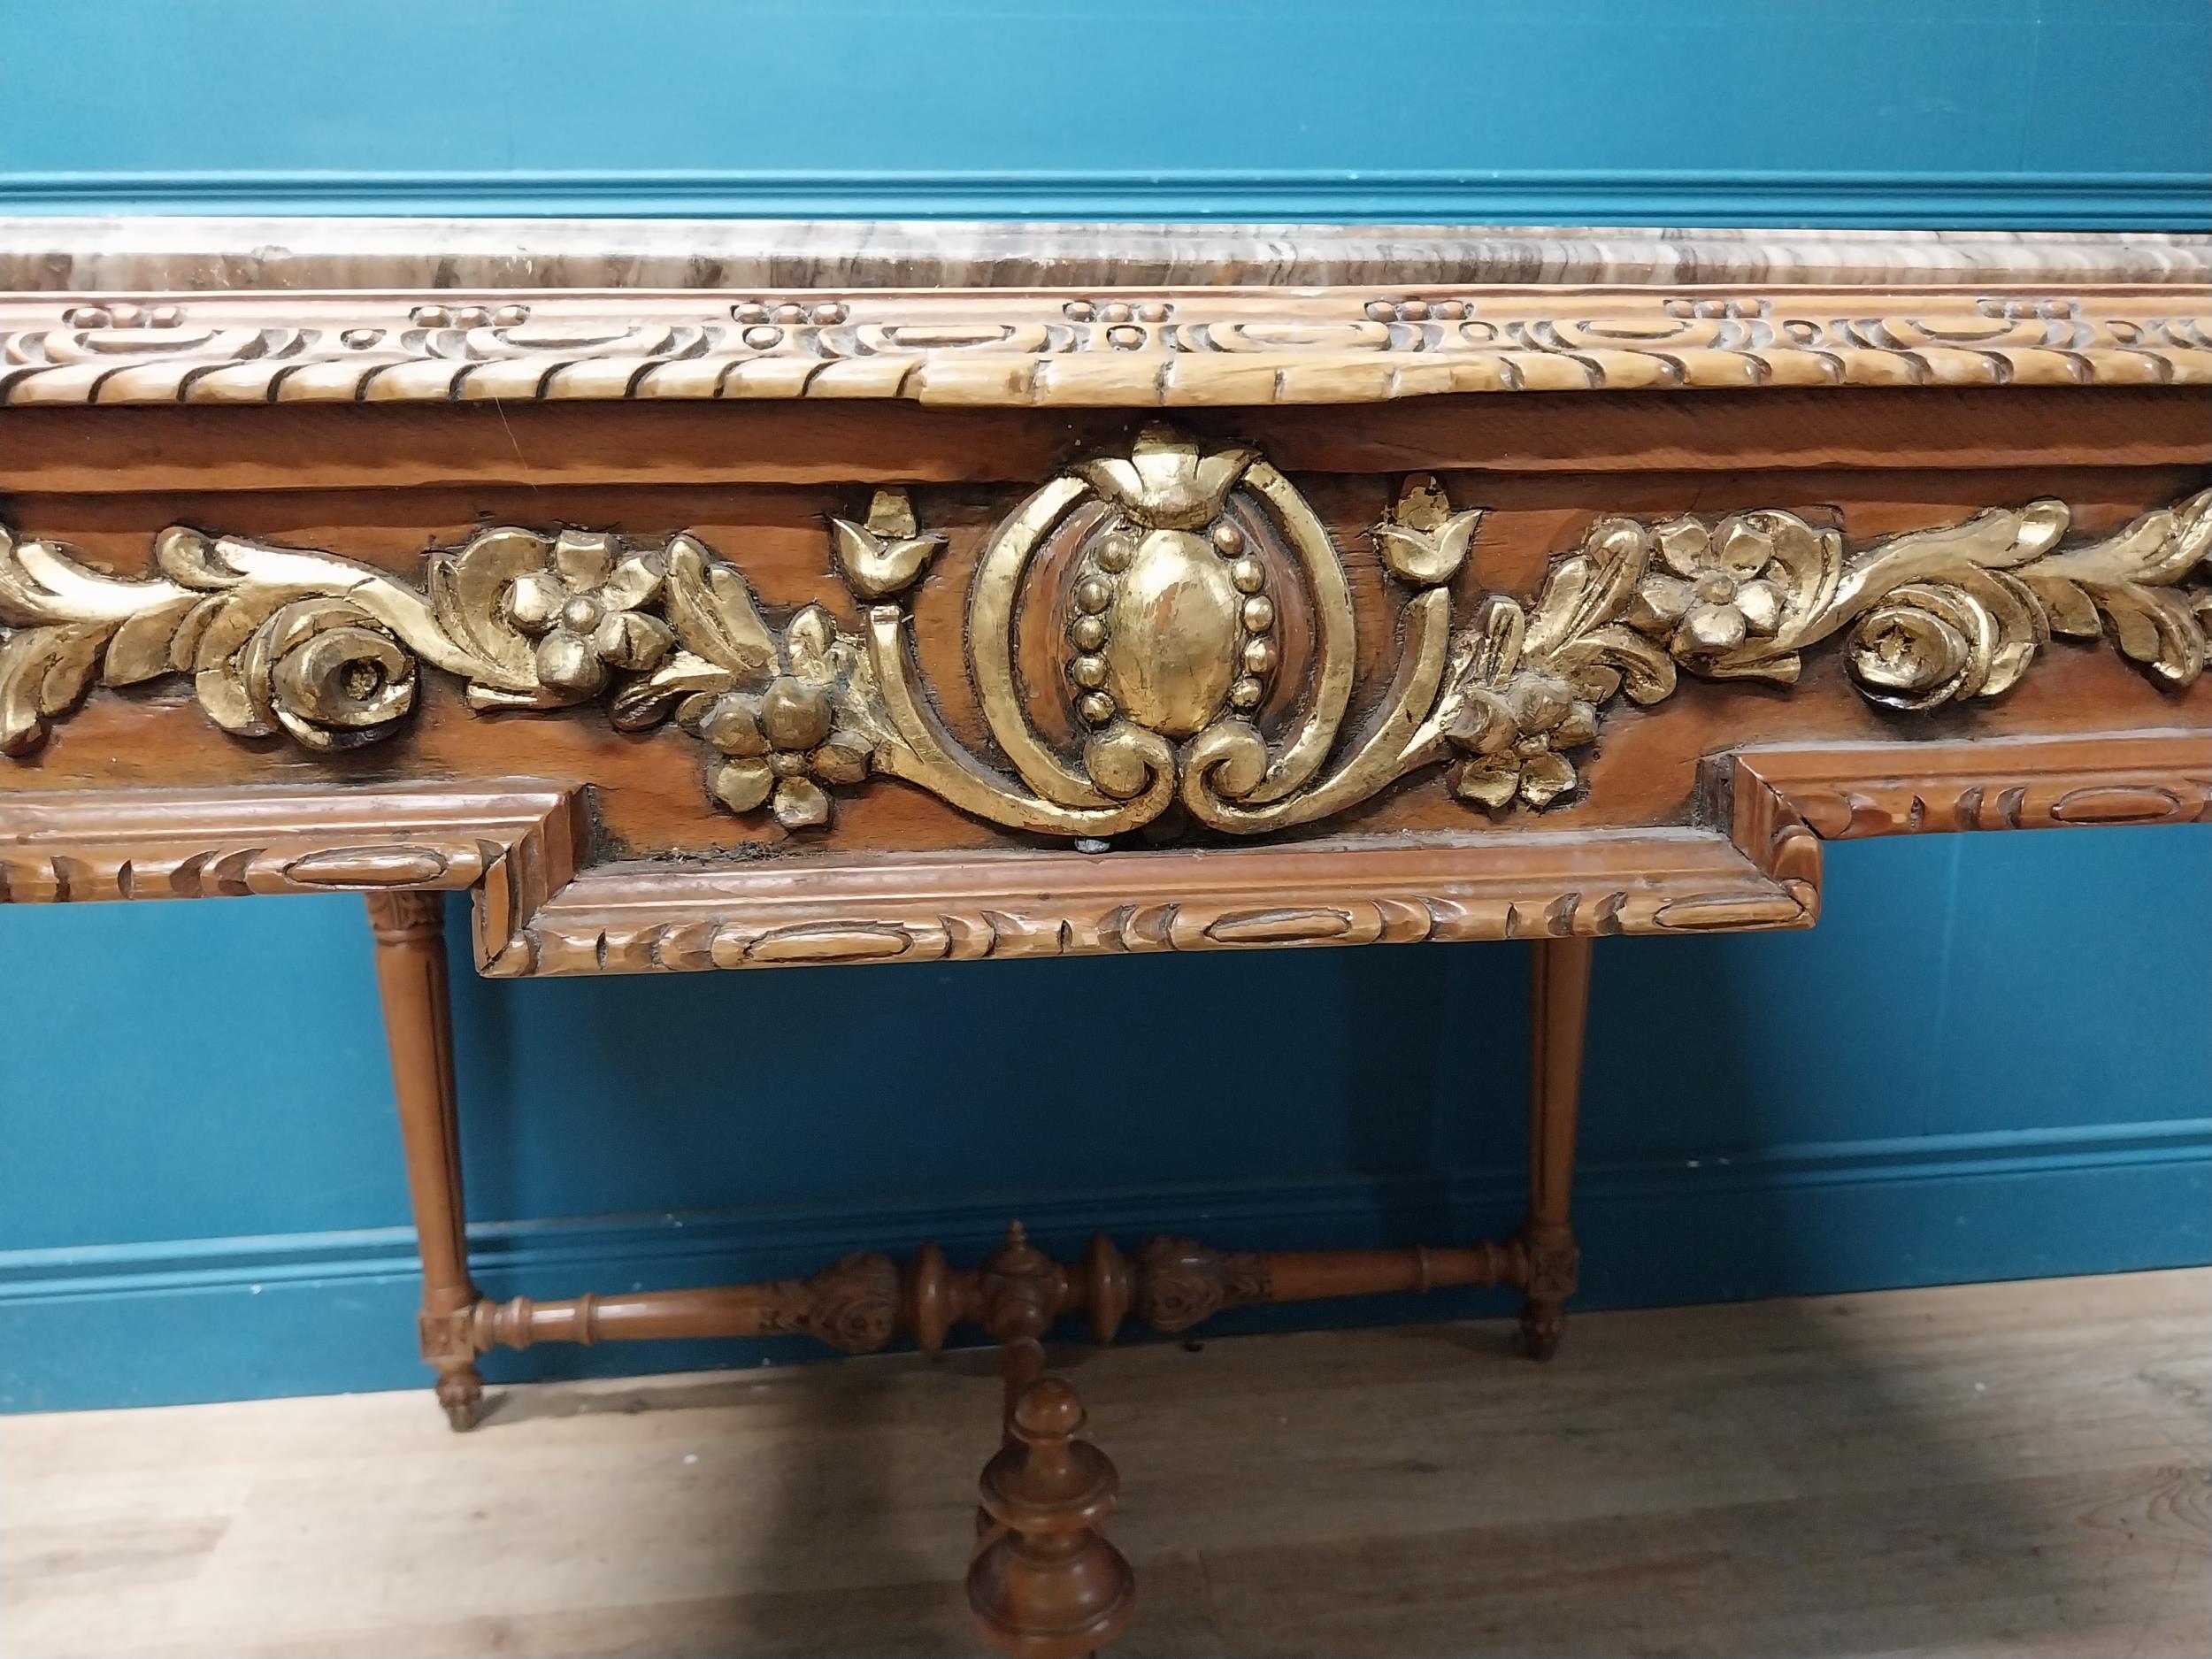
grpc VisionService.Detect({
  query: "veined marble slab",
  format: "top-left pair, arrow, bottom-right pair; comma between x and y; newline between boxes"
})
3,219 -> 2208,292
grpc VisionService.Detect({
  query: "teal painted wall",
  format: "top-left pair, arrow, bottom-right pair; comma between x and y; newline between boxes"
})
2,0 -> 2209,1411
2,0 -> 2208,223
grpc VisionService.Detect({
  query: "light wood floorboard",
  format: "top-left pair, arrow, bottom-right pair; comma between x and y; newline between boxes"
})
4,1270 -> 2208,1658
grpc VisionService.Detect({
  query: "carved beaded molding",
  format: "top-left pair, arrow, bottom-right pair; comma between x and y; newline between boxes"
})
2,286 -> 2209,406
4,424 -> 2208,842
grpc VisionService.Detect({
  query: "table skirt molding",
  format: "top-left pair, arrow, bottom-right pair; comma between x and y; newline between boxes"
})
4,729 -> 2208,976
3,282 -> 2211,408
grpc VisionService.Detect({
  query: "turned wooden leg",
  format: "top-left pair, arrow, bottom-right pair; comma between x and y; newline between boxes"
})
1519,934 -> 1592,1362
366,891 -> 484,1430
970,1377 -> 1135,1659
962,1223 -> 1134,1658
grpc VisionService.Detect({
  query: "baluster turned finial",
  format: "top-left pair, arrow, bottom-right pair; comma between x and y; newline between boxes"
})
968,1378 -> 1135,1659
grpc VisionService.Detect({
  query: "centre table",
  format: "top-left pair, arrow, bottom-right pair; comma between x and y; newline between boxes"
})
3,219 -> 2207,1655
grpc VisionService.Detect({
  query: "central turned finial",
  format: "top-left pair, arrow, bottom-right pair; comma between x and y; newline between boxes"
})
969,1378 -> 1135,1659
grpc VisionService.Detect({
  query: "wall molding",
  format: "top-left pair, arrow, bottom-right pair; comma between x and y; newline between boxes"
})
6,169 -> 2209,227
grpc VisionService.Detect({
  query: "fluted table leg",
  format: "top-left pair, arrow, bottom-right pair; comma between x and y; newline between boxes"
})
366,891 -> 483,1429
1520,934 -> 1593,1360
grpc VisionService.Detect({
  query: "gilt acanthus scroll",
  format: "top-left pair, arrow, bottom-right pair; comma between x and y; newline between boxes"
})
3,425 -> 2208,840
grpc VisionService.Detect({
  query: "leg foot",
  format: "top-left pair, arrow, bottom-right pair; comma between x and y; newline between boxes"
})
969,1378 -> 1134,1659
1518,1299 -> 1564,1362
436,1363 -> 485,1431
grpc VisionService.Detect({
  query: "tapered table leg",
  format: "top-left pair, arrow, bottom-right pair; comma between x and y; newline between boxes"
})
365,891 -> 483,1429
1519,934 -> 1593,1361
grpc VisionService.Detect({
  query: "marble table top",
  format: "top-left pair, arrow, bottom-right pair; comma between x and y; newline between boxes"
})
4,219 -> 2208,293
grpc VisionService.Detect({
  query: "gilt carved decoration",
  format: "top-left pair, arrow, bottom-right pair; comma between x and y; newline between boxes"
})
3,427 -> 2208,841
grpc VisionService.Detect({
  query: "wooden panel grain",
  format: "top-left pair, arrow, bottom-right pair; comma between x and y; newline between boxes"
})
2,388 -> 2208,495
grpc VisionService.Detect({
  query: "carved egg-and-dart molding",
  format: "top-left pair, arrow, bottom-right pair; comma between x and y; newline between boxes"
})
2,424 -> 2208,839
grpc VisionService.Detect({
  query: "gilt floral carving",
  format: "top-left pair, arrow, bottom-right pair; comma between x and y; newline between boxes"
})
496,531 -> 676,696
3,430 -> 2207,842
693,607 -> 874,830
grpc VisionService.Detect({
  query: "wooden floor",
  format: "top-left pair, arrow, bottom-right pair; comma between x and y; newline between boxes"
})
5,1271 -> 2208,1659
